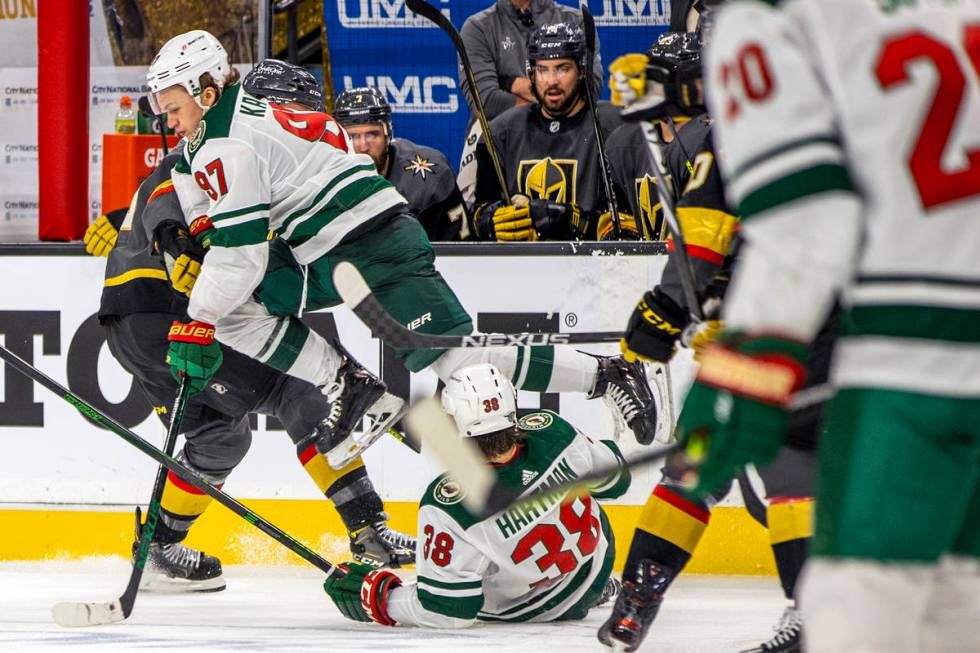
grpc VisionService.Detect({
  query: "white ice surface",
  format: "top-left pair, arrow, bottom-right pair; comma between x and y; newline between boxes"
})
0,559 -> 788,653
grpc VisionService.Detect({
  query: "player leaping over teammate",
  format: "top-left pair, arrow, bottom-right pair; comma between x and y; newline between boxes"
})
323,363 -> 629,628
146,30 -> 659,449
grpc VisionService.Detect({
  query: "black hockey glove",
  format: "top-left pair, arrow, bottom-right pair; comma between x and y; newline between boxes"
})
621,288 -> 690,363
152,220 -> 207,297
473,199 -> 579,241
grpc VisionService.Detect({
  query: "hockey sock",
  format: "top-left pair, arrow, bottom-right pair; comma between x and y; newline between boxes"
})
297,444 -> 384,530
431,346 -> 597,394
767,497 -> 813,598
622,484 -> 711,583
156,469 -> 222,543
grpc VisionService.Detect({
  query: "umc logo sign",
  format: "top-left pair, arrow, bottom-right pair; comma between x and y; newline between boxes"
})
342,76 -> 459,113
593,0 -> 670,26
337,0 -> 449,27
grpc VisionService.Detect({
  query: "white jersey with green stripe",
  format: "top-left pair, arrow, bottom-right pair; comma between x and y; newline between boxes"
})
386,410 -> 630,628
170,83 -> 406,324
705,0 -> 980,397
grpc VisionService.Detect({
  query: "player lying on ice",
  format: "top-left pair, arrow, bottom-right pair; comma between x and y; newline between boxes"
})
324,363 -> 629,628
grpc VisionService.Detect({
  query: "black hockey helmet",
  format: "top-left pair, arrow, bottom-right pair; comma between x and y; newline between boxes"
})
526,22 -> 588,77
334,87 -> 393,138
645,31 -> 705,116
243,59 -> 325,111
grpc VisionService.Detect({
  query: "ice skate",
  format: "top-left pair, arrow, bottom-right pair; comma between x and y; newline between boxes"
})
591,357 -> 659,445
739,604 -> 803,653
133,517 -> 224,592
348,515 -> 416,568
597,560 -> 672,652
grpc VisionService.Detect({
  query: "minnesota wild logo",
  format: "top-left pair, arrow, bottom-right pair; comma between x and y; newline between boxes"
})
518,412 -> 554,431
188,119 -> 207,153
434,477 -> 465,505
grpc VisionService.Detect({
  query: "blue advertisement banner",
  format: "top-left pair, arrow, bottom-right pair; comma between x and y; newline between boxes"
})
324,0 -> 670,167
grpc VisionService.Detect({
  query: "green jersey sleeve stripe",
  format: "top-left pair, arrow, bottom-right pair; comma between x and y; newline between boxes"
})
285,176 -> 395,244
203,218 -> 269,248
417,576 -> 483,591
729,134 -> 841,183
737,164 -> 855,220
210,203 -> 271,223
418,588 -> 483,620
521,346 -> 555,392
842,304 -> 980,344
590,441 -> 631,499
263,317 -> 310,372
279,164 -> 377,231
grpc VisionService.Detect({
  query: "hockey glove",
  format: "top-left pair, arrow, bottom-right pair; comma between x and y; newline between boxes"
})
153,220 -> 207,297
323,563 -> 372,623
83,209 -> 126,257
675,334 -> 808,495
166,321 -> 222,395
621,288 -> 690,363
474,199 -> 579,241
323,561 -> 402,626
689,320 -> 723,360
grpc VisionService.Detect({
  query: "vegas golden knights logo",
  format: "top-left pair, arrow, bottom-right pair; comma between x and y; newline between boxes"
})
517,158 -> 578,203
636,175 -> 668,241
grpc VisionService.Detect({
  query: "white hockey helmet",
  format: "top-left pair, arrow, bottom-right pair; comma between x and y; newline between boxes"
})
441,364 -> 518,438
147,30 -> 231,113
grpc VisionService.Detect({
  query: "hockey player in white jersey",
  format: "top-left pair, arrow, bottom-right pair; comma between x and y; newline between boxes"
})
671,2 -> 980,652
146,30 -> 659,457
323,363 -> 630,628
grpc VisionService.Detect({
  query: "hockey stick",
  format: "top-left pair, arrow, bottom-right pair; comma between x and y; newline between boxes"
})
53,378 -> 190,627
406,0 -> 510,205
638,119 -> 704,323
579,1 -> 624,239
404,398 -> 683,518
333,261 -> 620,348
0,345 -> 344,613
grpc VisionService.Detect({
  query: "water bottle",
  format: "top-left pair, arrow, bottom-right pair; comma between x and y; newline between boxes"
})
114,95 -> 136,134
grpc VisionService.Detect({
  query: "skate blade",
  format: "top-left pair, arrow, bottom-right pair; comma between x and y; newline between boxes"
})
138,572 -> 226,593
648,363 -> 676,445
327,393 -> 406,470
52,599 -> 125,627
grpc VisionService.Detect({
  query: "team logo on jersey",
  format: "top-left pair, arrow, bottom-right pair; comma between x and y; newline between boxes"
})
636,175 -> 667,241
188,119 -> 206,154
518,158 -> 577,204
518,412 -> 554,431
404,155 -> 436,180
433,477 -> 465,506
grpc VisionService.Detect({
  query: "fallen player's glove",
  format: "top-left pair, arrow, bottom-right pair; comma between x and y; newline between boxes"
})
323,561 -> 402,626
608,53 -> 649,108
166,320 -> 222,395
473,199 -> 579,241
83,209 -> 126,257
675,334 -> 808,494
621,288 -> 689,363
153,220 -> 206,296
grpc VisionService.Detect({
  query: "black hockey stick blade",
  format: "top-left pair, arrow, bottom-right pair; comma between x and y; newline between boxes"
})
333,261 -> 621,348
404,395 -> 683,518
52,379 -> 191,627
0,345 -> 344,586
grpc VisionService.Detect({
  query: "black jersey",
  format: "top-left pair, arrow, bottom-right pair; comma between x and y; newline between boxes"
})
606,114 -> 712,241
473,101 -> 622,239
386,138 -> 469,241
98,146 -> 187,320
657,125 -> 738,312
